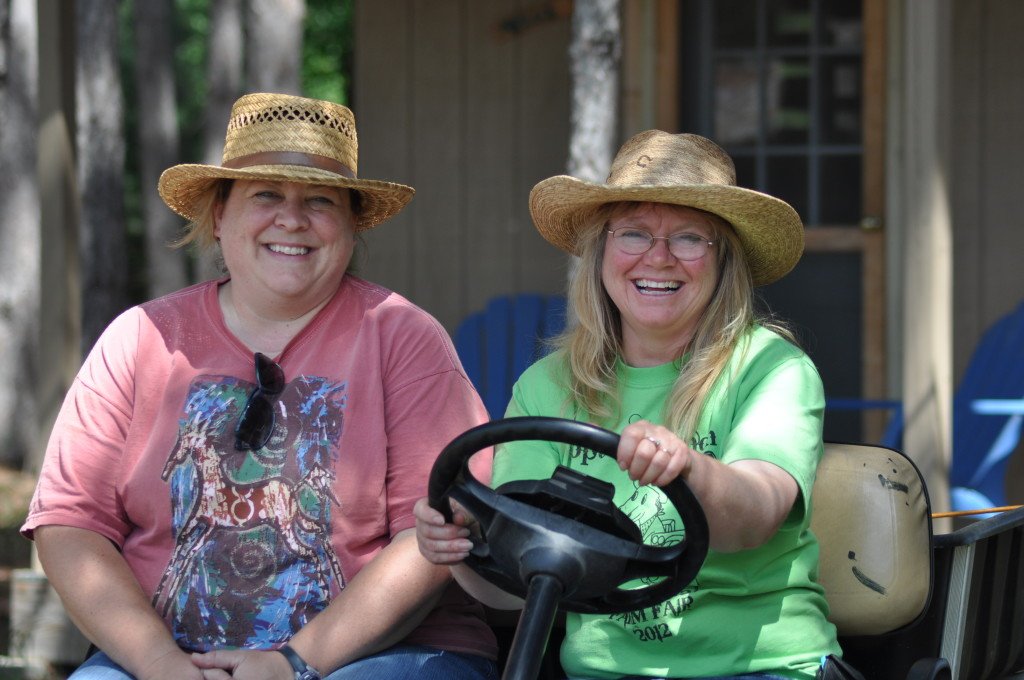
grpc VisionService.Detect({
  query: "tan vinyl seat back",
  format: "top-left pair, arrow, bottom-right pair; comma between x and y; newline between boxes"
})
810,442 -> 932,636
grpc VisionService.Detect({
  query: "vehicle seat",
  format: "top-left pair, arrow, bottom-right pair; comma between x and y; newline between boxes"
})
811,442 -> 948,679
812,442 -> 932,635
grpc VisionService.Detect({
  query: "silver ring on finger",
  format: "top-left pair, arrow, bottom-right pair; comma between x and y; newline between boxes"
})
645,435 -> 662,448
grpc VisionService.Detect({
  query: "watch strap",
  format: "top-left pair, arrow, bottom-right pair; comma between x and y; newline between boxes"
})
278,644 -> 322,680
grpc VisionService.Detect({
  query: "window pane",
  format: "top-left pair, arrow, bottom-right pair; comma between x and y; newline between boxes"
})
766,155 -> 808,221
767,0 -> 812,47
714,58 -> 760,145
714,0 -> 758,48
820,155 -> 862,223
767,58 -> 810,144
820,56 -> 861,144
759,252 -> 863,442
732,153 -> 757,189
822,0 -> 862,49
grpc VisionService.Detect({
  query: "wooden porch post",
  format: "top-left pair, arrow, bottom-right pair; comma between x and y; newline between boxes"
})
891,0 -> 954,517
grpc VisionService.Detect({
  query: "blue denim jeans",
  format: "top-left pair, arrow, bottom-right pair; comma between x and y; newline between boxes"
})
70,645 -> 499,680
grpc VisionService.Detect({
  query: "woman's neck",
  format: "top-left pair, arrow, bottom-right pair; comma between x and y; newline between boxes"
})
218,280 -> 334,356
620,330 -> 691,367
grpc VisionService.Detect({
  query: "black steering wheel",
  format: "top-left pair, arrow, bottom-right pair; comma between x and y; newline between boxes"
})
429,416 -> 709,611
428,417 -> 709,680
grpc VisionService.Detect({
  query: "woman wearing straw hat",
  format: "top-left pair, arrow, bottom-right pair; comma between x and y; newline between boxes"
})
416,131 -> 843,679
22,93 -> 498,680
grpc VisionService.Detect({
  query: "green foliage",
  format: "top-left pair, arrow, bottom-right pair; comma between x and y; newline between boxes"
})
303,0 -> 354,104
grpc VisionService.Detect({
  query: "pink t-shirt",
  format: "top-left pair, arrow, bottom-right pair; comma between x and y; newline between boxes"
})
23,275 -> 497,658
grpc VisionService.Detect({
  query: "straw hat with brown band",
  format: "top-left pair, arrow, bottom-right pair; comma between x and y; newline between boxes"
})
529,130 -> 805,287
159,92 -> 415,231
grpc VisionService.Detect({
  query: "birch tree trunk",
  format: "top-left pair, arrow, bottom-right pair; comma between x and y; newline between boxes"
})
565,0 -> 620,297
246,0 -> 306,94
135,0 -> 189,296
77,0 -> 128,355
0,0 -> 40,469
567,0 -> 620,183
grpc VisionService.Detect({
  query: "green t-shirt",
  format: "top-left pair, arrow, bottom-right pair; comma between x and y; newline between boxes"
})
493,327 -> 840,679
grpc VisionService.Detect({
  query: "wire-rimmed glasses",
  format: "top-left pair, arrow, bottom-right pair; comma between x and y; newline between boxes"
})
607,227 -> 715,261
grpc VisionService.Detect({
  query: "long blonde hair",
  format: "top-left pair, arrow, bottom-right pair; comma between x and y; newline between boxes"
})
553,202 -> 794,439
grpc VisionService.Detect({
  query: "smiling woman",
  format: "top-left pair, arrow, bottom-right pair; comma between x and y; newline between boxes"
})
212,180 -> 358,354
21,93 -> 499,680
416,131 -> 845,679
600,203 -> 722,367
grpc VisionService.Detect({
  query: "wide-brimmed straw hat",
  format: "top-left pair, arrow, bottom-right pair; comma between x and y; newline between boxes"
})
159,92 -> 414,231
529,130 -> 804,286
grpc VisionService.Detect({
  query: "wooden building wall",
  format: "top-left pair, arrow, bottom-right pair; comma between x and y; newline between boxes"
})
352,1 -> 573,333
951,0 -> 1024,380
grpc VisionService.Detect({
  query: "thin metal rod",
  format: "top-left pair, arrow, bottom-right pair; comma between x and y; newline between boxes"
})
932,505 -> 1022,519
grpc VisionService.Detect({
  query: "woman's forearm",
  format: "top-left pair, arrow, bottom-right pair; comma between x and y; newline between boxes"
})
34,525 -> 200,679
685,454 -> 798,552
285,529 -> 454,674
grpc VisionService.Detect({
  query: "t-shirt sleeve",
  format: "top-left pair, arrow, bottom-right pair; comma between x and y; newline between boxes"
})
380,310 -> 491,537
721,351 -> 825,520
21,309 -> 141,545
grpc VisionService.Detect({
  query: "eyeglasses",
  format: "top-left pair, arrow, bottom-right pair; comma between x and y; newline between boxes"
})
234,352 -> 285,451
607,227 -> 715,261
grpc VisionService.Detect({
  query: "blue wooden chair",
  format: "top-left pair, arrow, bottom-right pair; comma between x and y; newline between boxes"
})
832,301 -> 1024,512
949,300 -> 1024,512
824,398 -> 904,449
454,294 -> 567,418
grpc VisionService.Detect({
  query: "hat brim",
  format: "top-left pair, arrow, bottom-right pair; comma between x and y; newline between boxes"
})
528,175 -> 804,286
158,163 -> 415,231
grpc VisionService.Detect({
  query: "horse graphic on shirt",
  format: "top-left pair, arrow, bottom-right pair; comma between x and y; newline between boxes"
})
154,374 -> 347,650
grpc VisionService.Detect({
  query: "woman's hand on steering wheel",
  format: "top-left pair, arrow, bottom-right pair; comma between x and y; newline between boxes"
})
617,420 -> 695,488
414,497 -> 477,565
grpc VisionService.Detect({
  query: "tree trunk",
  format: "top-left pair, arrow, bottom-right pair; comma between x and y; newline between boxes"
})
246,0 -> 306,94
135,0 -> 189,297
77,0 -> 128,355
0,0 -> 41,469
205,0 -> 244,165
567,0 -> 620,183
565,0 -> 620,299
193,0 -> 244,283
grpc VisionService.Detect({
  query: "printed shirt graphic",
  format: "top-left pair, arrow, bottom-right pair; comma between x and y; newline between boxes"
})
23,276 -> 498,657
493,327 -> 841,679
155,372 -> 348,648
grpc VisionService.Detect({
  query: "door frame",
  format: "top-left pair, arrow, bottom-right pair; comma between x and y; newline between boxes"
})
624,0 -> 890,440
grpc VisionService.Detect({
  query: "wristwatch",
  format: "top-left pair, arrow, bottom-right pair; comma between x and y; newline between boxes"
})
278,644 -> 322,680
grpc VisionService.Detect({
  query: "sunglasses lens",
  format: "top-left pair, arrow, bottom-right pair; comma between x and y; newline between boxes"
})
234,395 -> 276,451
255,353 -> 285,394
234,353 -> 285,450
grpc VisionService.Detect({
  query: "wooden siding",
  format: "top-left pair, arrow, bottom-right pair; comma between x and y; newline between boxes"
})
952,1 -> 1024,379
353,0 -> 573,332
